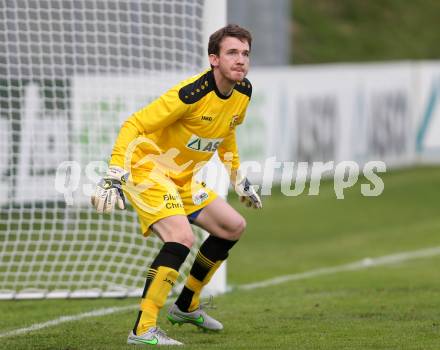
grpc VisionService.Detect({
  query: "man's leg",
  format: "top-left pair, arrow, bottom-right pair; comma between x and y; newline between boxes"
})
169,198 -> 245,330
132,215 -> 194,336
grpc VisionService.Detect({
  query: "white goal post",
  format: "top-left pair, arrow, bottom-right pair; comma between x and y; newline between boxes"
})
0,0 -> 227,300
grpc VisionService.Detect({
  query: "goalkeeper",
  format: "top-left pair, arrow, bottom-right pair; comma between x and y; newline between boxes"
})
92,24 -> 262,346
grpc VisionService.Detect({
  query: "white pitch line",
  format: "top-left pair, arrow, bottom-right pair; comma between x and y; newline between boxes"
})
237,246 -> 440,291
1,245 -> 440,339
0,305 -> 137,338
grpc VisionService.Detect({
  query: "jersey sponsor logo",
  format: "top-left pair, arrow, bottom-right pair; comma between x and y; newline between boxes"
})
186,134 -> 223,153
201,115 -> 213,121
192,188 -> 209,205
163,193 -> 184,209
163,193 -> 181,201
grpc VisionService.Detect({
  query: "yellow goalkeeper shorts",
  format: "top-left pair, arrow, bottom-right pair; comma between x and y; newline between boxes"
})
123,171 -> 218,236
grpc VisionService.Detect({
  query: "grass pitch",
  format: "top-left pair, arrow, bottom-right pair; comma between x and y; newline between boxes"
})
1,166 -> 439,349
292,0 -> 440,64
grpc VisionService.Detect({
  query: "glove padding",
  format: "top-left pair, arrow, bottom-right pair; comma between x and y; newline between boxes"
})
91,166 -> 128,214
235,177 -> 262,209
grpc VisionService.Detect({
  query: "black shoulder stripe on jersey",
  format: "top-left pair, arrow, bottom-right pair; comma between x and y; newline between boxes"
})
233,78 -> 252,98
178,71 -> 215,104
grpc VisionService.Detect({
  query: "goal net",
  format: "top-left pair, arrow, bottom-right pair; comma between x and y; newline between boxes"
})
0,0 -> 226,299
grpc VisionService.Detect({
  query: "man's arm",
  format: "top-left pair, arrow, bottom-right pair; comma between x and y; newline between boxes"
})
217,131 -> 240,176
92,86 -> 189,213
218,131 -> 262,209
110,87 -> 190,168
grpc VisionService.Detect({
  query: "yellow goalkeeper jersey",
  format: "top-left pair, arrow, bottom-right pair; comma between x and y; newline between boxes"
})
110,69 -> 252,186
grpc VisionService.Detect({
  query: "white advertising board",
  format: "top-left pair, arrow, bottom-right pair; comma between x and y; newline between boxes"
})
288,65 -> 357,164
353,63 -> 415,167
415,62 -> 440,161
244,62 -> 421,178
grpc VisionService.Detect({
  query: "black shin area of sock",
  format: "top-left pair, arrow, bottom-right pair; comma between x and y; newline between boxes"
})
151,242 -> 190,270
199,235 -> 238,261
191,235 -> 238,282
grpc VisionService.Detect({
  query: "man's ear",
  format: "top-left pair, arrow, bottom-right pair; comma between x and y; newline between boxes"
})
209,54 -> 219,68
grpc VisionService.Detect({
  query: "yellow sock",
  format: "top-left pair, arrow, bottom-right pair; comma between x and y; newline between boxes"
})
135,266 -> 179,335
187,260 -> 222,311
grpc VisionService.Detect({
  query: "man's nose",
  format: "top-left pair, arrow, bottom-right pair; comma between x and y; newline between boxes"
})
236,54 -> 245,64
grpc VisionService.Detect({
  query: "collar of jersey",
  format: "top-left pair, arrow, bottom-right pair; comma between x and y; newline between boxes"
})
208,69 -> 233,100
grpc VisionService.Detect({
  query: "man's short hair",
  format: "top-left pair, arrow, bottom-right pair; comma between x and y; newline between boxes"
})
208,24 -> 252,56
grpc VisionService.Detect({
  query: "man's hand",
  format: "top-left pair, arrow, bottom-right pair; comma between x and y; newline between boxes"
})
91,166 -> 128,214
235,177 -> 262,209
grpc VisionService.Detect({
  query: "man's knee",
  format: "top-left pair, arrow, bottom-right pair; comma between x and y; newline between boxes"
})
152,217 -> 195,248
161,229 -> 195,249
177,230 -> 195,248
228,216 -> 246,240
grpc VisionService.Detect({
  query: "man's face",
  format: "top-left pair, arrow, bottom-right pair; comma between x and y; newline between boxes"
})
209,36 -> 250,82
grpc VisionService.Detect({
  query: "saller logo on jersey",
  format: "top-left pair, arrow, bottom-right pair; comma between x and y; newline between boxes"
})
186,134 -> 223,152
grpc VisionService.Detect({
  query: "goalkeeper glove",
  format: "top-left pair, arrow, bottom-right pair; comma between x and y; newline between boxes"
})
235,176 -> 262,209
91,166 -> 128,214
